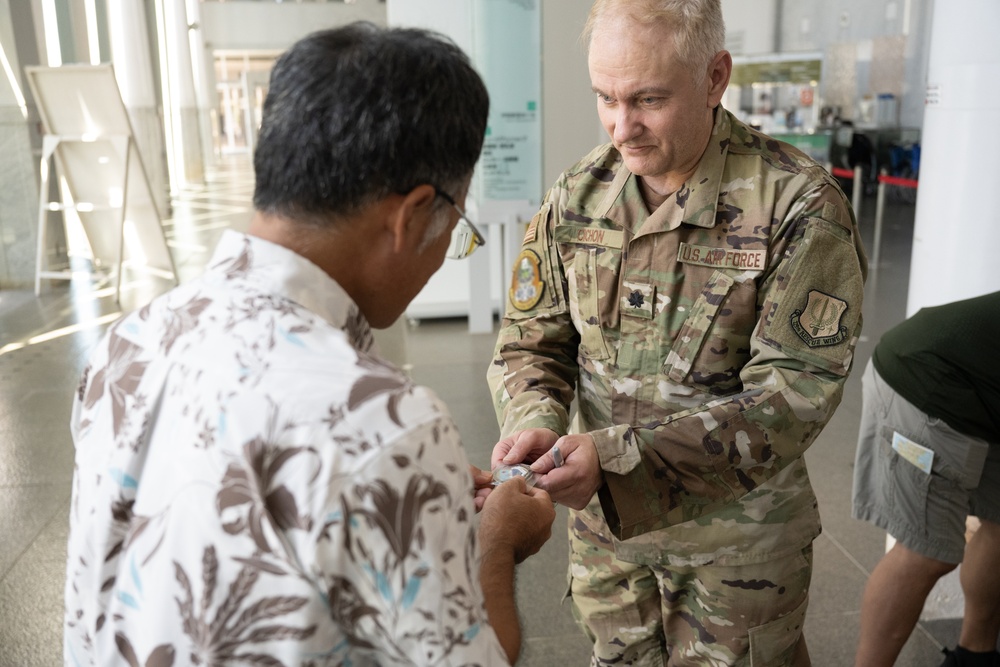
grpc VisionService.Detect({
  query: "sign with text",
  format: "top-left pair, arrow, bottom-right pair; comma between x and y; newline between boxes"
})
474,0 -> 541,203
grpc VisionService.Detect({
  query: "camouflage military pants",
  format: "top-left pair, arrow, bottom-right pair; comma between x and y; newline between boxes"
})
568,508 -> 813,666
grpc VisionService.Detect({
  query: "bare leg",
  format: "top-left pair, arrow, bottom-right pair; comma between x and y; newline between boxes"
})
854,542 -> 957,667
958,519 -> 1000,652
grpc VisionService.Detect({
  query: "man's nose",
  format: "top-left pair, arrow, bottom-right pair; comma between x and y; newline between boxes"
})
613,106 -> 641,144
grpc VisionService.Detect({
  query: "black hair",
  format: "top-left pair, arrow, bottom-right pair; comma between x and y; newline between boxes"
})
252,22 -> 489,224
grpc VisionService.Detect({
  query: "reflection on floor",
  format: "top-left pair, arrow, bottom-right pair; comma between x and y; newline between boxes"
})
0,155 -> 972,666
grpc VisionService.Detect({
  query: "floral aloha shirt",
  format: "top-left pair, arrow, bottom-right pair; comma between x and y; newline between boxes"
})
65,230 -> 508,666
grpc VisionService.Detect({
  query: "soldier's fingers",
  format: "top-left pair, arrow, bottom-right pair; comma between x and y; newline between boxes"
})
490,439 -> 515,467
528,449 -> 557,474
536,464 -> 600,509
555,433 -> 593,459
542,476 -> 591,510
500,437 -> 535,464
532,466 -> 569,495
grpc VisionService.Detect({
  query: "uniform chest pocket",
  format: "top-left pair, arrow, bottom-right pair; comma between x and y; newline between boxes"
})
568,248 -> 612,360
663,270 -> 738,384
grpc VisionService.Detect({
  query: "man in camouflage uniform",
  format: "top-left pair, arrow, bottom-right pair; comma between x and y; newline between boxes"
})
487,1 -> 867,665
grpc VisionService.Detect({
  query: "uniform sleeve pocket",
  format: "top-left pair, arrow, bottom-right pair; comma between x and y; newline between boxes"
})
761,221 -> 864,376
505,203 -> 560,320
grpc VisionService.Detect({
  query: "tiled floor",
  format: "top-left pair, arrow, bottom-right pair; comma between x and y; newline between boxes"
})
0,156 -> 975,666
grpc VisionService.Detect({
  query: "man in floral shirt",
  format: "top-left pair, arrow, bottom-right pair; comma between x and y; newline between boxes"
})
65,23 -> 554,666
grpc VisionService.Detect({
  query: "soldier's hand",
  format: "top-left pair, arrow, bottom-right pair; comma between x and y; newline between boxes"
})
479,476 -> 555,563
491,428 -> 560,469
469,464 -> 494,513
528,433 -> 604,510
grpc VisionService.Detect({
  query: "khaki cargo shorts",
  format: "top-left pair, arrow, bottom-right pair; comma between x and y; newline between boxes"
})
852,360 -> 999,564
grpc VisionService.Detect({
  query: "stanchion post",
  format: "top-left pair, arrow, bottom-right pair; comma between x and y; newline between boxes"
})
872,169 -> 888,271
852,165 -> 863,221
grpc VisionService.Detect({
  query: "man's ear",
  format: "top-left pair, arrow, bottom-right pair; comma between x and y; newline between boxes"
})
387,184 -> 438,254
706,50 -> 732,108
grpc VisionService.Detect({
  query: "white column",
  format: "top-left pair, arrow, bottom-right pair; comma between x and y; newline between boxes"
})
63,0 -> 92,63
106,0 -> 170,217
906,0 -> 1000,316
185,0 -> 216,170
0,0 -> 41,287
158,0 -> 204,188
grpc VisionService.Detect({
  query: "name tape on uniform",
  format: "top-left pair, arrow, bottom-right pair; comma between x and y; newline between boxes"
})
678,243 -> 765,270
554,225 -> 624,249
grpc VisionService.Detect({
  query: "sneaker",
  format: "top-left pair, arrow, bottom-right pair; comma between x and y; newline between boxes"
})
940,648 -> 960,667
939,646 -> 1000,667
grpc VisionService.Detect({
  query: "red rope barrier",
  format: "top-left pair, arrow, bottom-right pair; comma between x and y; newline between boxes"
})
877,174 -> 919,189
830,167 -> 855,179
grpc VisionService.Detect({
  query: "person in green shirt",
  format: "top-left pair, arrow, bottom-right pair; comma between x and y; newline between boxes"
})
853,290 -> 1000,667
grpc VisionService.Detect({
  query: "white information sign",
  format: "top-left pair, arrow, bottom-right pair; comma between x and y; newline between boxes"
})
473,0 -> 542,204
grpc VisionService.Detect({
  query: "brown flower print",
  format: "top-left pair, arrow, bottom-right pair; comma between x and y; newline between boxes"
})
217,436 -> 319,553
173,546 -> 316,666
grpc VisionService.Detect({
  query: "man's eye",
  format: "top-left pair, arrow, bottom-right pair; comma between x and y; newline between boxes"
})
598,94 -> 614,104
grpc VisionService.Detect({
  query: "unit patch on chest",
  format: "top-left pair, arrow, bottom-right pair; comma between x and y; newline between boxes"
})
791,289 -> 849,347
509,249 -> 546,311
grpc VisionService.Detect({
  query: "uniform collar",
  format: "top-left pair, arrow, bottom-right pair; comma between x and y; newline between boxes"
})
207,230 -> 374,353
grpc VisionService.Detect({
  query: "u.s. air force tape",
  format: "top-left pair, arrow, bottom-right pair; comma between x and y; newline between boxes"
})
677,243 -> 766,270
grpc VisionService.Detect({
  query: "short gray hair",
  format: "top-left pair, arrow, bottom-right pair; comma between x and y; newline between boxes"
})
583,0 -> 725,77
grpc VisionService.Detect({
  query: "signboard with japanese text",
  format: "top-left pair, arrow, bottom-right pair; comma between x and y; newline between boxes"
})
473,0 -> 541,204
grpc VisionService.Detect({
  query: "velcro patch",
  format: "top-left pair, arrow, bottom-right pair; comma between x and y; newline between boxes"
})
790,290 -> 848,347
522,216 -> 538,245
678,243 -> 766,271
509,249 -> 546,311
620,281 -> 655,319
823,201 -> 838,223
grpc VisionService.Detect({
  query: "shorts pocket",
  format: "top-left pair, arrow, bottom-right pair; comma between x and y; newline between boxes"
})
925,417 -> 990,490
748,596 -> 808,666
882,426 -> 933,535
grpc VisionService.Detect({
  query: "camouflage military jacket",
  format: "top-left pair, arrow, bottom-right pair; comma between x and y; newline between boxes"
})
489,108 -> 867,565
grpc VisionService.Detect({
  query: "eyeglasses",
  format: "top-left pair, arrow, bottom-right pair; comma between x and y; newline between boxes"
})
434,187 -> 485,260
